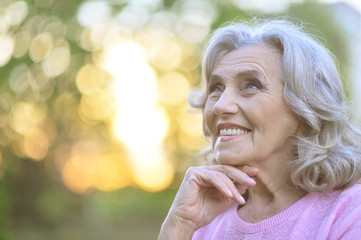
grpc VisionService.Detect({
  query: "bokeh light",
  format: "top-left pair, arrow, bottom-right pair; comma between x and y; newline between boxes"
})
101,40 -> 173,191
148,37 -> 183,71
5,1 -> 28,26
158,71 -> 190,105
130,150 -> 174,192
42,45 -> 71,77
23,127 -> 49,161
76,64 -> 112,95
9,64 -> 31,94
0,35 -> 14,66
9,102 -> 46,136
77,1 -> 111,28
62,140 -> 133,194
13,30 -> 31,58
29,32 -> 54,62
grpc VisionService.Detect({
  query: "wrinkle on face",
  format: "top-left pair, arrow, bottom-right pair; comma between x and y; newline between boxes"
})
204,44 -> 300,166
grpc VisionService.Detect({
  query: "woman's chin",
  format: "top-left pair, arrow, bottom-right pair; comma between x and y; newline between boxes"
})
215,154 -> 245,166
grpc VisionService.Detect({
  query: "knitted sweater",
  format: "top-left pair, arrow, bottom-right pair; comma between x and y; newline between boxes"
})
192,184 -> 361,240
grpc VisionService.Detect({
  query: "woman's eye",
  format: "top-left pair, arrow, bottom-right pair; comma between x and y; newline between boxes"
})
247,84 -> 258,89
245,80 -> 262,90
209,84 -> 223,93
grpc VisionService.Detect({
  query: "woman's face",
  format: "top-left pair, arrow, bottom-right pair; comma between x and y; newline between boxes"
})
204,44 -> 300,166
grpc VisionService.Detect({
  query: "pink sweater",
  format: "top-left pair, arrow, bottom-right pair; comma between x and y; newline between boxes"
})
192,184 -> 361,240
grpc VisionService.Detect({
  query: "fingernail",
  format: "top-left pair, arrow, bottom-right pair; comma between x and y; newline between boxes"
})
238,195 -> 245,204
251,167 -> 259,172
227,190 -> 233,198
248,178 -> 256,185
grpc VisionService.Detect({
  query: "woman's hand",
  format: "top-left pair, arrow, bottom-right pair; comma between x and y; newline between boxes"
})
158,165 -> 258,240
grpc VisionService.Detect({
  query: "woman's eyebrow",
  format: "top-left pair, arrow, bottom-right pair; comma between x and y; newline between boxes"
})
208,74 -> 221,84
208,69 -> 266,84
236,70 -> 264,80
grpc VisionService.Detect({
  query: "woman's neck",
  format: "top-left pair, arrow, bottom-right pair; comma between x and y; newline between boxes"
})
238,160 -> 307,223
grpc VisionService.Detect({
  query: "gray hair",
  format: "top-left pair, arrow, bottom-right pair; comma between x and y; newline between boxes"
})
190,18 -> 361,192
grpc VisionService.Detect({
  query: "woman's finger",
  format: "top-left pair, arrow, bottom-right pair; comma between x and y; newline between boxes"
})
208,165 -> 258,187
188,167 -> 248,205
237,165 -> 259,177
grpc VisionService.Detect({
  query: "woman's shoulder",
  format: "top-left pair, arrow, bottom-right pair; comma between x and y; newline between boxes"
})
336,183 -> 361,201
316,183 -> 361,226
320,183 -> 361,209
319,183 -> 361,239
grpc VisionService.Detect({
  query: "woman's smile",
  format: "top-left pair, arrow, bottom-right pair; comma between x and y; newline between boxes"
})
217,122 -> 251,142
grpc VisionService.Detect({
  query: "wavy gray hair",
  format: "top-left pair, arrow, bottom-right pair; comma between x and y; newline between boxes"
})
189,18 -> 361,192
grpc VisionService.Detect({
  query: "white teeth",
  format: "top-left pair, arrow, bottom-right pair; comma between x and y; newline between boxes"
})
219,128 -> 249,136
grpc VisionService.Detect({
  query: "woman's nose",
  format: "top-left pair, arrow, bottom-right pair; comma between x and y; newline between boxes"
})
213,88 -> 239,117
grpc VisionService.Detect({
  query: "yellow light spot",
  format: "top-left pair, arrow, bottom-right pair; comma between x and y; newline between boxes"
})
42,46 -> 70,77
102,41 -> 169,150
0,35 -> 14,67
177,108 -> 204,137
62,140 -> 132,193
9,102 -> 46,135
29,32 -> 54,62
176,107 -> 208,152
178,130 -> 208,153
134,27 -> 163,49
76,64 -> 112,95
131,150 -> 174,192
23,128 -> 49,161
158,71 -> 190,105
178,42 -> 201,72
54,93 -> 78,122
112,106 -> 169,151
62,140 -> 100,194
101,40 -> 174,191
149,38 -> 182,71
91,153 -> 132,191
79,91 -> 116,121
62,156 -> 92,194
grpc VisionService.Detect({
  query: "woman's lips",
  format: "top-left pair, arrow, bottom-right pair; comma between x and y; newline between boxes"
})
218,130 -> 250,141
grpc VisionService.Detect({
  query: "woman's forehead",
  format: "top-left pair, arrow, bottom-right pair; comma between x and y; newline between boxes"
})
209,45 -> 282,77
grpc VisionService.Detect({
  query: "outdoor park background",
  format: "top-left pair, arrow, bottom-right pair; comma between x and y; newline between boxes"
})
0,0 -> 360,239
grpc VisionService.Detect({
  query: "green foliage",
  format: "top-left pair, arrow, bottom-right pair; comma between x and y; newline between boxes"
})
0,182 -> 12,240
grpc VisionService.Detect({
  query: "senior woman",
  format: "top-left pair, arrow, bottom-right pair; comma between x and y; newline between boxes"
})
159,19 -> 361,239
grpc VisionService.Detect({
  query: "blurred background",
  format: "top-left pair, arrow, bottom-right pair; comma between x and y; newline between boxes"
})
0,0 -> 360,239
